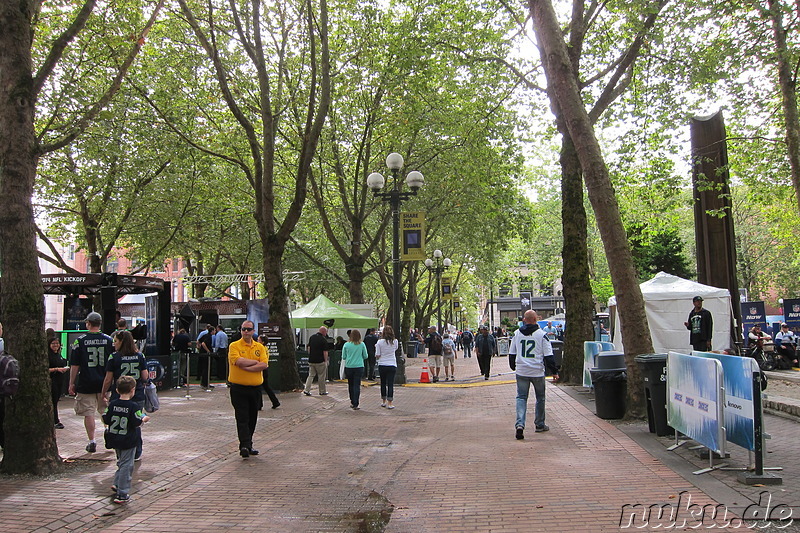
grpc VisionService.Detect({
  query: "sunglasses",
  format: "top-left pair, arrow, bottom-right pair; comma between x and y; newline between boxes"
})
241,327 -> 254,332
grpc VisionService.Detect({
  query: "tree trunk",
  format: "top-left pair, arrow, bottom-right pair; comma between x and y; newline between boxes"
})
559,134 -> 596,385
345,260 -> 365,304
262,237 -> 301,391
531,0 -> 653,416
0,0 -> 62,474
767,0 -> 800,214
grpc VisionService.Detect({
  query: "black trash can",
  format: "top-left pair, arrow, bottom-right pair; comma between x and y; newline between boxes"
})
634,353 -> 672,436
406,340 -> 418,358
550,340 -> 564,372
590,368 -> 627,419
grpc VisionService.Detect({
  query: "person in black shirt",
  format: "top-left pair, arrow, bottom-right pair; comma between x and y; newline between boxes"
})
69,312 -> 114,453
103,376 -> 149,503
197,325 -> 215,389
684,296 -> 713,352
48,338 -> 69,429
364,328 -> 379,380
303,326 -> 329,396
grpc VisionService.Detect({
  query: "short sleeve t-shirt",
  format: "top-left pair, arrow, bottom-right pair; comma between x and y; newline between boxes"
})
307,333 -> 328,364
227,338 -> 269,386
105,351 -> 148,402
70,332 -> 114,394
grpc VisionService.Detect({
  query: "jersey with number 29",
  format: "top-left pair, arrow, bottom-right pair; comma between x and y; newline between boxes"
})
70,332 -> 114,394
509,327 -> 552,378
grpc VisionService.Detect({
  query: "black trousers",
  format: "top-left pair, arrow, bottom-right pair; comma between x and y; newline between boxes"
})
229,383 -> 261,450
260,368 -> 280,408
478,353 -> 492,378
50,374 -> 64,423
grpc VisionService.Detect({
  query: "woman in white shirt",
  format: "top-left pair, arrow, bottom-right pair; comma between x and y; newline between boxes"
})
376,326 -> 399,409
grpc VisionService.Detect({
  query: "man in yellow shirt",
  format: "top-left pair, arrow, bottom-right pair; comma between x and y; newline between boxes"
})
228,320 -> 269,458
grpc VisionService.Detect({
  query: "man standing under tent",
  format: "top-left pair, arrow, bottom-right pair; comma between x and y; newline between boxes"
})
684,296 -> 713,352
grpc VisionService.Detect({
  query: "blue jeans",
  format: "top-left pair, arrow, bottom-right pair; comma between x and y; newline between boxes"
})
344,367 -> 364,407
378,365 -> 397,401
114,447 -> 137,496
516,375 -> 546,430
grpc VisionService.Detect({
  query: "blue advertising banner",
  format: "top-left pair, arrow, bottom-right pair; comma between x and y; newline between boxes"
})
693,351 -> 760,451
741,301 -> 766,334
784,298 -> 800,329
667,351 -> 725,455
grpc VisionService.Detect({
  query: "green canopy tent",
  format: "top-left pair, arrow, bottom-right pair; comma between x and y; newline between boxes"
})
290,294 -> 378,330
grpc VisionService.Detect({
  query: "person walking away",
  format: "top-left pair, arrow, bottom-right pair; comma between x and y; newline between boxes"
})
684,296 -> 713,352
103,375 -> 150,504
376,326 -> 399,409
461,328 -> 474,357
424,326 -> 443,382
102,330 -> 149,461
48,337 -> 69,429
342,329 -> 368,409
227,320 -> 270,458
364,328 -> 379,380
775,323 -> 798,368
69,312 -> 115,453
441,333 -> 457,381
509,310 -> 559,440
474,325 -> 497,380
171,328 -> 191,386
213,325 -> 229,381
197,325 -> 215,389
304,326 -> 330,396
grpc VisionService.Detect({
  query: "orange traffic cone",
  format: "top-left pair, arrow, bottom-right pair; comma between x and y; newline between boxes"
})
419,359 -> 431,383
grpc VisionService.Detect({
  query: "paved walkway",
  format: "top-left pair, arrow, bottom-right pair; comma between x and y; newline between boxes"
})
1,354 -> 798,532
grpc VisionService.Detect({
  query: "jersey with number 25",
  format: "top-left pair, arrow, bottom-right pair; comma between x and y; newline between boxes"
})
70,331 -> 114,394
510,328 -> 552,378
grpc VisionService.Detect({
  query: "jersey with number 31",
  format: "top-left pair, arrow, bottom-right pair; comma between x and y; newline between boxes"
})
510,328 -> 552,378
70,332 -> 114,393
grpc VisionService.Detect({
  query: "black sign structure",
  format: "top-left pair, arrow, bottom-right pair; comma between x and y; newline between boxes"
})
784,298 -> 800,329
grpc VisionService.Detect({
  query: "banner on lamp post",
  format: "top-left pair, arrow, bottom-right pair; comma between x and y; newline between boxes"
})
401,211 -> 426,261
441,276 -> 452,300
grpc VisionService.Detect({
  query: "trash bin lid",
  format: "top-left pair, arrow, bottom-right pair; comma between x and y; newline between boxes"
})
589,368 -> 627,381
596,351 -> 625,369
634,353 -> 668,363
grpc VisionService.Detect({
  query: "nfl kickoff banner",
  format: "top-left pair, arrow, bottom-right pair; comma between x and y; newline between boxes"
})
694,351 -> 761,451
667,351 -> 725,455
401,212 -> 426,261
740,301 -> 766,334
784,298 -> 800,329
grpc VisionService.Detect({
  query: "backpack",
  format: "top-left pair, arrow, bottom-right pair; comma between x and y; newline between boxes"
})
443,342 -> 453,356
0,353 -> 21,397
462,331 -> 473,344
430,334 -> 443,354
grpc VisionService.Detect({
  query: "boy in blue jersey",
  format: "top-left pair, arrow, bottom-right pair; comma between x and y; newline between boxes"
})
103,376 -> 150,503
509,310 -> 559,440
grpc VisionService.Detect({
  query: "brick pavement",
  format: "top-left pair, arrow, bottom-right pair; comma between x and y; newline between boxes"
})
0,353 -> 796,532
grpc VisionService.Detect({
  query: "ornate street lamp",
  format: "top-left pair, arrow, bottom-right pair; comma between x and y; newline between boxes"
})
424,249 -> 451,333
367,153 -> 424,347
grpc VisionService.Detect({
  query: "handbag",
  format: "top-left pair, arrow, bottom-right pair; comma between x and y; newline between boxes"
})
144,381 -> 160,413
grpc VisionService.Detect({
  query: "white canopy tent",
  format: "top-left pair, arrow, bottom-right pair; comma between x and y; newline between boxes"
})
608,272 -> 733,354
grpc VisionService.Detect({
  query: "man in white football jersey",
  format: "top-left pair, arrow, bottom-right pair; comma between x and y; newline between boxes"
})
509,310 -> 559,440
